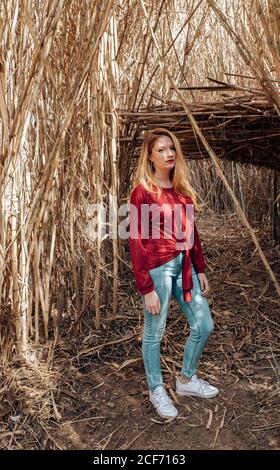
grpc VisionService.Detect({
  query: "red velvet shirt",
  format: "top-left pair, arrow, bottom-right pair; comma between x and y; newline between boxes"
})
129,183 -> 206,302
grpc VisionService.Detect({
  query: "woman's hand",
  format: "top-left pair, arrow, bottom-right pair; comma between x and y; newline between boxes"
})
144,290 -> 161,315
197,273 -> 209,296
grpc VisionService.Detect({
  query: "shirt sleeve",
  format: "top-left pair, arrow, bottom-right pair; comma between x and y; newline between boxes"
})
129,187 -> 155,295
190,220 -> 206,273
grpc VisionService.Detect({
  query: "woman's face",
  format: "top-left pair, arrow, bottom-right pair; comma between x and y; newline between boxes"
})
149,135 -> 176,172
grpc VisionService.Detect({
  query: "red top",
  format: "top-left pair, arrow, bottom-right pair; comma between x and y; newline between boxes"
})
129,183 -> 206,302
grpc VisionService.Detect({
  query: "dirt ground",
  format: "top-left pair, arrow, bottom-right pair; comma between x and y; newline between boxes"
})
1,212 -> 279,450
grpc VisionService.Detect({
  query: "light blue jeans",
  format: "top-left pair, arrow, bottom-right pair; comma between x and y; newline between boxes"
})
142,252 -> 214,391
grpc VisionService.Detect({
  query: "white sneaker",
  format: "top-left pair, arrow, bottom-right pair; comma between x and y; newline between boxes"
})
176,374 -> 219,398
149,386 -> 178,419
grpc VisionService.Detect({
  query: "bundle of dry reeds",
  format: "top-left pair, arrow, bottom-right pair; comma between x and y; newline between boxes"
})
0,0 -> 119,354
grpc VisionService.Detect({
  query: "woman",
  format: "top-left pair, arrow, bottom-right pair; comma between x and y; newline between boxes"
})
129,128 -> 219,419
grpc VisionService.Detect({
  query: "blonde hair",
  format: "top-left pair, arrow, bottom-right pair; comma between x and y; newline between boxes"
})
130,127 -> 202,212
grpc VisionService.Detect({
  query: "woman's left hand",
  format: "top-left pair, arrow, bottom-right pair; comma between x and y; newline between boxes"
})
197,273 -> 209,296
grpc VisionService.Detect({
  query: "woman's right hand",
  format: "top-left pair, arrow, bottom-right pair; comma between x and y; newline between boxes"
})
144,290 -> 161,315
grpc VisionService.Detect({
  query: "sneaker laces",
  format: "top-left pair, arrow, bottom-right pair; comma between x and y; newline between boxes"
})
153,387 -> 172,408
192,375 -> 212,391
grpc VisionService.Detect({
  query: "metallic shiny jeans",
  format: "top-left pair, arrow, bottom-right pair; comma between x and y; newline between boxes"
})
142,252 -> 214,391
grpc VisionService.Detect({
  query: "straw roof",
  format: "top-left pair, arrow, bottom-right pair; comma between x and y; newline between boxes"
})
119,88 -> 280,171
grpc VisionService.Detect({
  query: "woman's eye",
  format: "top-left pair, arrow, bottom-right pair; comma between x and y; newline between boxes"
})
158,148 -> 175,154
